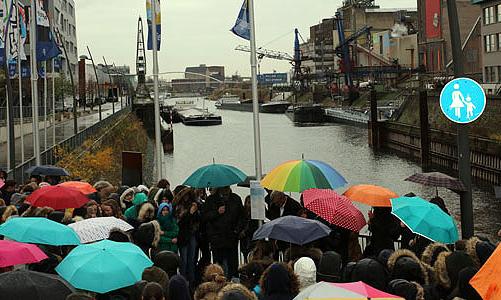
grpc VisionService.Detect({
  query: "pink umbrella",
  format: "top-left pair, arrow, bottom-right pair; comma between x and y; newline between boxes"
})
303,189 -> 366,232
333,281 -> 403,299
0,240 -> 48,267
0,179 -> 4,189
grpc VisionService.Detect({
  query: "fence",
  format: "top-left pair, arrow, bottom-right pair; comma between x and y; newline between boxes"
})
7,106 -> 132,183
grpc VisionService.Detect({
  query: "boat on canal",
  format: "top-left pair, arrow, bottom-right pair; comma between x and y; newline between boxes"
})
286,104 -> 326,124
181,113 -> 223,126
215,94 -> 290,114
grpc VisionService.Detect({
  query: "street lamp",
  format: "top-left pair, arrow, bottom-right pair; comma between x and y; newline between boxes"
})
81,49 -> 102,121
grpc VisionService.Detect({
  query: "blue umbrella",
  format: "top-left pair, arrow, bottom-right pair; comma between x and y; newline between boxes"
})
25,165 -> 70,176
391,196 -> 459,244
253,216 -> 331,245
56,240 -> 153,294
0,217 -> 81,246
183,163 -> 247,188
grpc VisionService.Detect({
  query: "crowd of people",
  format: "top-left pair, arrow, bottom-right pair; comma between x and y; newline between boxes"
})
0,171 -> 498,300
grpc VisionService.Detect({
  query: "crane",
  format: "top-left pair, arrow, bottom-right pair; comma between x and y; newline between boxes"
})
334,11 -> 372,100
235,28 -> 305,90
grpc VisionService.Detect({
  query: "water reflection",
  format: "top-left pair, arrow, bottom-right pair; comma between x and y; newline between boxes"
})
163,98 -> 499,240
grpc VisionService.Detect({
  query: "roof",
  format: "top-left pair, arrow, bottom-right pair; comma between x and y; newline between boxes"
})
471,0 -> 494,4
365,7 -> 417,13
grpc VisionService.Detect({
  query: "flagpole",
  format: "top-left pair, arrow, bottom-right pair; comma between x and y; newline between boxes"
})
248,0 -> 263,181
30,0 -> 41,165
52,59 -> 55,144
43,60 -> 47,150
16,0 -> 24,164
151,0 -> 163,180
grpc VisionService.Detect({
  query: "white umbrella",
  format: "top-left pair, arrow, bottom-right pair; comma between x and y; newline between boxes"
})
69,217 -> 133,243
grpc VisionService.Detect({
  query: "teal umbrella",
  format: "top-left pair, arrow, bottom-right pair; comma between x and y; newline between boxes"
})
56,240 -> 153,294
0,217 -> 81,246
391,196 -> 459,244
183,163 -> 248,188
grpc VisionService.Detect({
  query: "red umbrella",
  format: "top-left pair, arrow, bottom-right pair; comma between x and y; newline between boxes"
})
58,181 -> 97,195
27,185 -> 89,210
0,240 -> 48,267
303,189 -> 367,232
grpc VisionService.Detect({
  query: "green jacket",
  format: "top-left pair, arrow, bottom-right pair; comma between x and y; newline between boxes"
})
157,215 -> 179,252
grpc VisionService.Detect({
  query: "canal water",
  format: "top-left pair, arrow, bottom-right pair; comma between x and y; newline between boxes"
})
163,98 -> 500,240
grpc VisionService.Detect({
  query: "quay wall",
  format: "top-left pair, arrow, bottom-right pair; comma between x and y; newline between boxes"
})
376,121 -> 501,185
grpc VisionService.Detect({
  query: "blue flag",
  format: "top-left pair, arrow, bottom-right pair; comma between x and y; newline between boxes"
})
35,1 -> 61,61
231,0 -> 250,41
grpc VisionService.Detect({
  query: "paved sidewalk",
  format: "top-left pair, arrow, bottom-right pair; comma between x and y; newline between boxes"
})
0,102 -> 124,170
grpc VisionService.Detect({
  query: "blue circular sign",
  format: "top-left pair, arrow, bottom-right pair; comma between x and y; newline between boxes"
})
439,78 -> 486,124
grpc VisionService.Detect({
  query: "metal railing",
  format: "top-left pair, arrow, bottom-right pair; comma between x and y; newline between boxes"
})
0,106 -> 54,124
7,106 -> 132,183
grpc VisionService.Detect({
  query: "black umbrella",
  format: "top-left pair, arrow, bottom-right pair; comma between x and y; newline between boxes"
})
252,215 -> 331,245
25,165 -> 70,176
0,270 -> 75,300
404,172 -> 466,196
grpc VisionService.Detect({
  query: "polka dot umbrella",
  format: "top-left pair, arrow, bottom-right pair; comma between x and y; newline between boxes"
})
303,189 -> 367,232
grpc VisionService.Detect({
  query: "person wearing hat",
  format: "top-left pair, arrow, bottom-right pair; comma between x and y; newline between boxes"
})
465,236 -> 496,267
294,257 -> 316,292
142,266 -> 169,294
387,249 -> 429,285
388,279 -> 425,300
433,250 -> 476,298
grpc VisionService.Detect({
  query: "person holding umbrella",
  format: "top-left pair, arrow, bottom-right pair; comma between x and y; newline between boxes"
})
266,191 -> 301,221
202,186 -> 245,279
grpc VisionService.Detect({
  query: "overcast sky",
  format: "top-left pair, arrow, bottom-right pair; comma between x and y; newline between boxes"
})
75,0 -> 415,78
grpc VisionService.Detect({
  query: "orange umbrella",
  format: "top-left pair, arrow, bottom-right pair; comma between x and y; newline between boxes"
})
58,181 -> 96,195
470,243 -> 501,300
343,184 -> 398,207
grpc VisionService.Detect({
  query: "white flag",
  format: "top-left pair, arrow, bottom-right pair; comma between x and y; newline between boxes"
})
36,0 -> 49,27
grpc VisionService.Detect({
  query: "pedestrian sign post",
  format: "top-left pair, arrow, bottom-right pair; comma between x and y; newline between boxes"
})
440,78 -> 486,124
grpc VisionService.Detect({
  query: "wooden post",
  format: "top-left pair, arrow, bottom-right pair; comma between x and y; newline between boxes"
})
369,88 -> 379,149
419,90 -> 430,171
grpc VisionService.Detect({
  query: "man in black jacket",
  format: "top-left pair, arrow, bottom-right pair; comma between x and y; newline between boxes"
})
202,186 -> 244,279
265,191 -> 301,220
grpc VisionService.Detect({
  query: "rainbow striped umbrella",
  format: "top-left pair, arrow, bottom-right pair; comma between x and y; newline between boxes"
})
261,159 -> 347,193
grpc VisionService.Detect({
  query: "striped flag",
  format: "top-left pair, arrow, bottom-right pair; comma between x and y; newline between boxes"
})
230,0 -> 250,41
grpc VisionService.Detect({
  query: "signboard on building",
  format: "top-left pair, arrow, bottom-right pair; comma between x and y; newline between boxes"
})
257,73 -> 288,85
425,0 -> 441,38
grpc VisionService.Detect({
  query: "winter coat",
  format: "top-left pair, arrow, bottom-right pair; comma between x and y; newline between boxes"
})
433,251 -> 476,297
126,201 -> 155,229
350,258 -> 388,291
175,200 -> 201,247
365,208 -> 400,257
265,197 -> 301,220
157,203 -> 179,252
203,193 -> 245,249
133,220 -> 162,258
316,251 -> 342,283
387,249 -> 429,285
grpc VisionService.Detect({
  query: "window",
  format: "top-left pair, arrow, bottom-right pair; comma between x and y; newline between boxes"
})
498,66 -> 501,82
498,4 -> 501,22
485,34 -> 496,52
485,66 -> 496,83
499,33 -> 501,50
484,6 -> 495,25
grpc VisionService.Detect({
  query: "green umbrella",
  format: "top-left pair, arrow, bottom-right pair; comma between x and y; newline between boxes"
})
183,163 -> 247,188
56,240 -> 153,294
0,217 -> 81,246
391,196 -> 459,244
